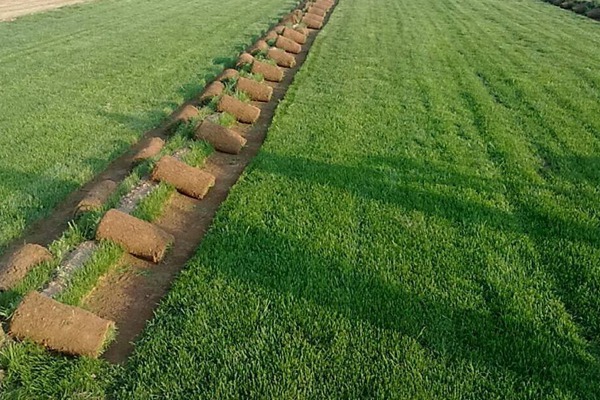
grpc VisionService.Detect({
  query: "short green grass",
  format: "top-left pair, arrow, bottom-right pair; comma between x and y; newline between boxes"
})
0,0 -> 297,256
2,0 -> 600,398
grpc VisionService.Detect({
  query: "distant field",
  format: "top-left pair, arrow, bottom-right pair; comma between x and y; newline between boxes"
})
2,0 -> 600,398
0,0 -> 295,255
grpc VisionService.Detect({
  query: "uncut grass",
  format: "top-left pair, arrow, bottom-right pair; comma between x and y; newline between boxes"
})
0,0 -> 297,256
3,0 -> 600,398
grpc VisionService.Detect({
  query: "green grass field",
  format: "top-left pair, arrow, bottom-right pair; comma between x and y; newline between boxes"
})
2,0 -> 600,398
0,0 -> 296,255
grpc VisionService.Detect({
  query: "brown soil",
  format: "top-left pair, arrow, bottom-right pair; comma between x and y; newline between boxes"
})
96,209 -> 174,263
0,244 -> 53,291
132,138 -> 165,164
0,0 -> 89,21
283,27 -> 307,45
217,68 -> 239,82
199,81 -> 225,103
302,14 -> 323,29
275,35 -> 302,54
9,292 -> 113,357
252,60 -> 284,82
248,39 -> 269,55
268,48 -> 296,68
151,156 -> 216,199
195,119 -> 247,155
236,77 -> 273,102
75,179 -> 118,214
217,95 -> 261,124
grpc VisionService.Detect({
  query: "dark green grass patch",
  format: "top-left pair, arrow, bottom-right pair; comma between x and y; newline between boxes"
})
0,0 -> 297,256
3,0 -> 600,398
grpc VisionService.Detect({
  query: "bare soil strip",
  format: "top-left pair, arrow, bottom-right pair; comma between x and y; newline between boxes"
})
0,0 -> 90,21
83,23 -> 327,364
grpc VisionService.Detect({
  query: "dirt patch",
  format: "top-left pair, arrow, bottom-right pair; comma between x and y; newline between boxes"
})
0,0 -> 91,21
237,77 -> 273,102
152,156 -> 216,199
96,209 -> 174,263
218,95 -> 261,123
0,244 -> 52,291
196,119 -> 247,155
10,291 -> 113,357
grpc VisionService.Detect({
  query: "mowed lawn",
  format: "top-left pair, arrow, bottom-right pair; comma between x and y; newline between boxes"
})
0,0 -> 296,255
3,0 -> 600,398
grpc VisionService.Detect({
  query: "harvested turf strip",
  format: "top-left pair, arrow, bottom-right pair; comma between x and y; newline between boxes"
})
251,60 -> 284,82
195,119 -> 247,155
41,241 -> 98,298
217,95 -> 261,124
0,244 -> 52,291
268,48 -> 297,67
282,27 -> 307,44
199,81 -> 225,103
96,209 -> 174,263
275,35 -> 302,54
236,77 -> 273,102
151,156 -> 216,199
132,138 -> 165,164
10,292 -> 114,358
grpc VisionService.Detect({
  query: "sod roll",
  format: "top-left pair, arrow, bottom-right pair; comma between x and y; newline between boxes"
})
275,35 -> 302,54
237,52 -> 255,67
268,48 -> 297,68
307,6 -> 327,17
170,105 -> 199,126
236,77 -> 273,102
217,95 -> 261,124
282,27 -> 307,44
302,14 -> 324,29
132,138 -> 165,164
10,292 -> 114,358
152,156 -> 216,199
0,244 -> 53,291
96,209 -> 174,262
217,69 -> 239,82
195,119 -> 247,155
248,39 -> 269,55
75,179 -> 118,214
199,81 -> 225,102
251,60 -> 284,82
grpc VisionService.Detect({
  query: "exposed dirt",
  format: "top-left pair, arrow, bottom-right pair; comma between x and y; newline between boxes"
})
0,0 -> 90,21
83,24 -> 324,364
10,291 -> 113,357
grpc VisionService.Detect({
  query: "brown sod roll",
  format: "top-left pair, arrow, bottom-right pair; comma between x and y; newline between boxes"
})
274,25 -> 286,34
282,27 -> 307,44
267,48 -> 296,68
237,52 -> 255,67
264,30 -> 279,42
588,8 -> 600,20
199,81 -> 225,102
315,0 -> 334,9
96,209 -> 174,262
195,119 -> 247,155
275,36 -> 302,54
217,68 -> 239,82
10,292 -> 114,358
152,156 -> 216,199
236,77 -> 273,102
217,95 -> 261,124
132,138 -> 165,164
75,179 -> 118,214
0,244 -> 52,291
248,39 -> 269,55
302,14 -> 324,29
251,60 -> 284,82
305,12 -> 325,23
294,25 -> 310,36
171,104 -> 199,125
307,6 -> 327,17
